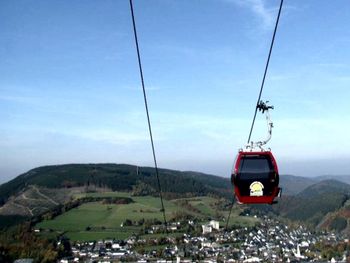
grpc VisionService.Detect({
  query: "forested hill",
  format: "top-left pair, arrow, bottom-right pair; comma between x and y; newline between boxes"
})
1,164 -> 350,234
0,164 -> 231,204
273,179 -> 350,232
1,163 -> 345,204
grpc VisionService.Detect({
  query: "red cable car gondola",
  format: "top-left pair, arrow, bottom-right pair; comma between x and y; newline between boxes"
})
232,150 -> 280,204
231,101 -> 281,205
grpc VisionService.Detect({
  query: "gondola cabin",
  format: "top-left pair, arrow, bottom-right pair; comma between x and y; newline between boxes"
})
232,151 -> 280,204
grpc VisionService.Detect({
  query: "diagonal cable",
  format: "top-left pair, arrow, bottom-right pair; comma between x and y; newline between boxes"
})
225,199 -> 235,231
129,0 -> 168,230
247,0 -> 284,144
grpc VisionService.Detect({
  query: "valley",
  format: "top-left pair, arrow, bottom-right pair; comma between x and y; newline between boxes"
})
0,163 -> 350,262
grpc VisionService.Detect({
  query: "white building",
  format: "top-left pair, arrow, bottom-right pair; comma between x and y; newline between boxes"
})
202,224 -> 212,234
209,220 -> 220,230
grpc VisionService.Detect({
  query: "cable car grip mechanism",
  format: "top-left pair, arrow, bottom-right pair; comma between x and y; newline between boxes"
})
246,100 -> 274,151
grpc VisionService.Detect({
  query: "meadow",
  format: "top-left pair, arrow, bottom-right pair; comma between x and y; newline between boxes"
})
36,192 -> 258,241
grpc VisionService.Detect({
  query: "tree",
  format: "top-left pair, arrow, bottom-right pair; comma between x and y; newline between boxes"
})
124,219 -> 133,226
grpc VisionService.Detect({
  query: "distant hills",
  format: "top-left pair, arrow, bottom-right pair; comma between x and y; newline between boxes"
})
297,179 -> 350,198
0,164 -> 230,229
314,175 -> 350,185
1,163 -> 350,234
270,179 -> 350,237
279,174 -> 317,195
0,163 -> 231,210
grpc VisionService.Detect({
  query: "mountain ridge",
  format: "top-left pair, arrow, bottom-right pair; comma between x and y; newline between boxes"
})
0,163 -> 232,205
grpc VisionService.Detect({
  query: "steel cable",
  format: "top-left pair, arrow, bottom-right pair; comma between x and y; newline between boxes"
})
247,0 -> 284,144
129,0 -> 168,231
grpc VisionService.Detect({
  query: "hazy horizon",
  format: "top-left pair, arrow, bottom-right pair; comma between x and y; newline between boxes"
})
1,157 -> 350,184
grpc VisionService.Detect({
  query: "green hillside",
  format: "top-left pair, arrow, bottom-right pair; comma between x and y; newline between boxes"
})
273,180 -> 350,226
0,164 -> 232,229
35,192 -> 257,241
297,179 -> 350,198
317,199 -> 350,234
0,164 -> 231,205
2,163 -> 350,235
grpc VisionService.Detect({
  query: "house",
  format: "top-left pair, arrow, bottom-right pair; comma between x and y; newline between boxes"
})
202,224 -> 212,234
209,220 -> 220,230
243,257 -> 261,262
167,225 -> 178,231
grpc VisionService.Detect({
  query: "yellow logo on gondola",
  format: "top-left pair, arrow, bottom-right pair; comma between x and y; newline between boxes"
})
250,181 -> 264,196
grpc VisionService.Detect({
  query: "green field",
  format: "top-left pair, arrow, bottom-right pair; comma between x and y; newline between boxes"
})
184,196 -> 218,215
37,193 -> 183,241
36,193 -> 258,241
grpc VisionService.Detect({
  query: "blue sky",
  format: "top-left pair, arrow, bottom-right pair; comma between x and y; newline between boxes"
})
1,0 -> 350,183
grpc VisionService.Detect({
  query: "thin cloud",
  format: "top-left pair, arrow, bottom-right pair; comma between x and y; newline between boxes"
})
248,0 -> 275,28
62,129 -> 150,145
227,0 -> 276,29
0,94 -> 86,116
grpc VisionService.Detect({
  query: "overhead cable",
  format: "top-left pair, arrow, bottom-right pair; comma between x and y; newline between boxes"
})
129,0 -> 168,230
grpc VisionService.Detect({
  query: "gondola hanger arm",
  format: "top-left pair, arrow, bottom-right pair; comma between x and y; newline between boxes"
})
246,100 -> 274,151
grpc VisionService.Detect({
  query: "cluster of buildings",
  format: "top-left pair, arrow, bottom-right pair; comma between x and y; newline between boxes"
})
60,216 -> 348,262
68,239 -> 132,261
